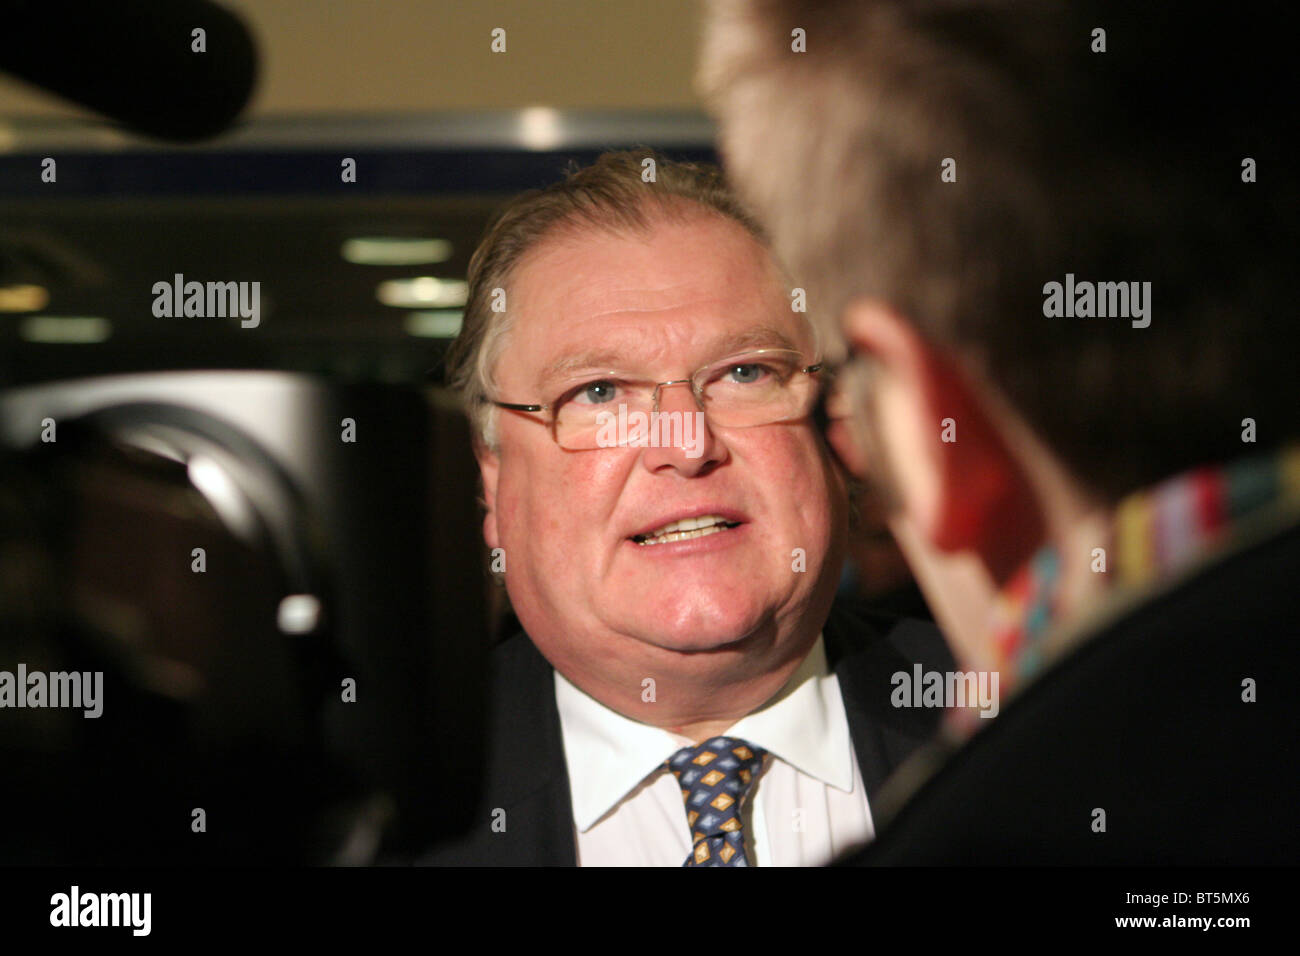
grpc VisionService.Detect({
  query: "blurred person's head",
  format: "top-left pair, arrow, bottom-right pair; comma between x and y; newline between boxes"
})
698,1 -> 1297,663
445,151 -> 848,737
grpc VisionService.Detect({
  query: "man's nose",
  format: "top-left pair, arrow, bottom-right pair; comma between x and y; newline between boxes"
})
639,381 -> 727,476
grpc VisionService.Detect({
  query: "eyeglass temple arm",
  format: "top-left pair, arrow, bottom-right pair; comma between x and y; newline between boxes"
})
491,363 -> 823,413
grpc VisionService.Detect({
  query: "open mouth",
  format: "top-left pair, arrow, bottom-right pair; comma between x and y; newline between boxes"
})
631,514 -> 742,546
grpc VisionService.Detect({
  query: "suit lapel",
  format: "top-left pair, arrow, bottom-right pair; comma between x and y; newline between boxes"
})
823,600 -> 951,805
486,634 -> 577,865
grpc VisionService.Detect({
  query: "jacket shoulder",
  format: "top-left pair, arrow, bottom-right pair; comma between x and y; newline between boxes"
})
860,520 -> 1300,864
823,596 -> 954,795
416,629 -> 575,866
823,595 -> 954,689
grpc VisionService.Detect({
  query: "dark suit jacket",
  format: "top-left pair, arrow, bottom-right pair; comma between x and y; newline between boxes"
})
846,516 -> 1300,865
418,598 -> 953,865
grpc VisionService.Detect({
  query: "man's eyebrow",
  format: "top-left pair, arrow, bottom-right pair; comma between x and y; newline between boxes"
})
535,326 -> 802,388
537,350 -> 634,387
715,326 -> 801,356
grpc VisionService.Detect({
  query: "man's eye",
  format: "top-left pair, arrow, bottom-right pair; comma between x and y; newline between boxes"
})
725,363 -> 769,385
569,380 -> 619,405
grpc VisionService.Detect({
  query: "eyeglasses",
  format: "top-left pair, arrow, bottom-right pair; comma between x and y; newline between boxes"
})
486,348 -> 825,450
811,345 -> 869,426
811,343 -> 900,511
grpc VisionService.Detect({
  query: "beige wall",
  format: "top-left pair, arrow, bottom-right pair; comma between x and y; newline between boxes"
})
0,0 -> 704,119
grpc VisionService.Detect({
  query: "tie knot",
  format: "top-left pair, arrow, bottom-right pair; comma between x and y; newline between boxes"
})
665,736 -> 768,864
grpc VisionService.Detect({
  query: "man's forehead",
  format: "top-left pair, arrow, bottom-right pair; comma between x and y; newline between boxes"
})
535,325 -> 805,385
518,215 -> 780,308
503,215 -> 805,377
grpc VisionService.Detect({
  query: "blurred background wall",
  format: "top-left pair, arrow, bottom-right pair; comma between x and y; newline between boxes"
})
0,1 -> 715,387
0,0 -> 705,121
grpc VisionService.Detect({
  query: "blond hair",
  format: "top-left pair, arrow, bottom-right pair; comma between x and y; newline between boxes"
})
444,149 -> 771,449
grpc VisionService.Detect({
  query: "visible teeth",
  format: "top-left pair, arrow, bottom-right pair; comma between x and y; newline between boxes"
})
650,514 -> 727,536
636,524 -> 729,546
635,514 -> 737,545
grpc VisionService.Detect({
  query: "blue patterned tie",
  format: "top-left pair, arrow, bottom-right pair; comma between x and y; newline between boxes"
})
665,736 -> 768,866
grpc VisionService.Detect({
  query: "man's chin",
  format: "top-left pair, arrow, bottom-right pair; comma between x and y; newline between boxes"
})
626,610 -> 769,656
644,633 -> 750,655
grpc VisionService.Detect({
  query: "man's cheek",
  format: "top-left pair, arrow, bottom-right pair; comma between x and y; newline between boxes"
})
502,490 -> 576,563
494,490 -> 539,565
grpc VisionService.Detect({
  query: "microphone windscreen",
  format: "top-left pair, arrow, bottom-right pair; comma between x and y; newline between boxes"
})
0,0 -> 258,142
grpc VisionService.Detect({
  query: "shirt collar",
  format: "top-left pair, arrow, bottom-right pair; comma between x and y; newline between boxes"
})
554,634 -> 856,832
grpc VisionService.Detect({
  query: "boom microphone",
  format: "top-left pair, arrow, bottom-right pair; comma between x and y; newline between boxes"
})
0,0 -> 258,142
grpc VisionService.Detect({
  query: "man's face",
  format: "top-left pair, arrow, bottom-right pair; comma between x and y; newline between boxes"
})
479,211 -> 847,693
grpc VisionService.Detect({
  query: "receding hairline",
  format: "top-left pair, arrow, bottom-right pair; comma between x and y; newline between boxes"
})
446,147 -> 812,452
482,199 -> 804,398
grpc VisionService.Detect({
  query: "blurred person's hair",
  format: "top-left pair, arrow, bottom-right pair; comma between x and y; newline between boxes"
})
699,0 -> 1297,500
444,149 -> 778,450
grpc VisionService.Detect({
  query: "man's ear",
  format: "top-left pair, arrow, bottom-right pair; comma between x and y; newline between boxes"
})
476,441 -> 501,551
840,299 -> 1042,575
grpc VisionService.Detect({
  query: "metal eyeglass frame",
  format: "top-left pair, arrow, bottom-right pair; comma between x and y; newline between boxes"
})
485,347 -> 826,446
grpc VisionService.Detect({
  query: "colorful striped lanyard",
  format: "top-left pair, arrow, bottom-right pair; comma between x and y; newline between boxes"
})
945,444 -> 1300,739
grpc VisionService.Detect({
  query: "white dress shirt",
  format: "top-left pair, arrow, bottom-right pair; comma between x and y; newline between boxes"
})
553,635 -> 874,866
